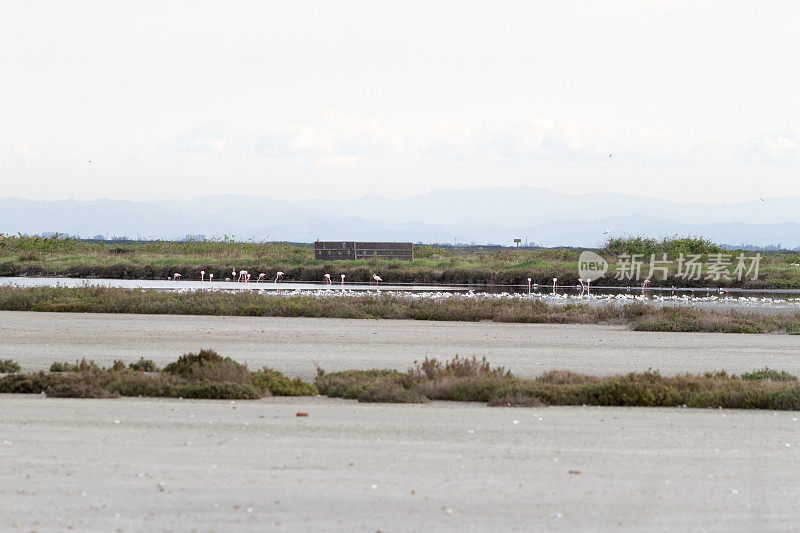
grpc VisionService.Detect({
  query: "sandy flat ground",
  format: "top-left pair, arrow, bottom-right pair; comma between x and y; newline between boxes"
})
2,311 -> 799,379
1,395 -> 798,532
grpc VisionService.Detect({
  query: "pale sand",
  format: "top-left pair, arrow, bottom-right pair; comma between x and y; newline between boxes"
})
1,395 -> 798,532
2,311 -> 799,378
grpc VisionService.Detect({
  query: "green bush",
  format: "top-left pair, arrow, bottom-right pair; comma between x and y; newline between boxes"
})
0,359 -> 20,373
741,368 -> 799,382
163,349 -> 249,384
251,368 -> 317,396
176,382 -> 260,400
128,358 -> 159,372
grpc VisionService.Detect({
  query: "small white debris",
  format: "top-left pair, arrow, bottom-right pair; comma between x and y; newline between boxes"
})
246,507 -> 253,513
550,512 -> 563,518
513,420 -> 520,425
114,420 -> 120,424
784,443 -> 791,448
443,507 -> 453,515
157,482 -> 165,492
466,429 -> 475,434
731,489 -> 739,494
371,484 -> 378,490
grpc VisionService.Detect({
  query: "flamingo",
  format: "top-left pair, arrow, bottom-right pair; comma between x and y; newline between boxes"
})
238,270 -> 248,283
586,279 -> 591,295
258,273 -> 266,282
578,278 -> 585,293
552,277 -> 557,294
246,273 -> 251,283
173,273 -> 181,281
341,274 -> 345,287
642,279 -> 650,296
200,270 -> 205,282
275,271 -> 284,283
527,277 -> 531,295
324,274 -> 331,285
209,273 -> 214,282
232,270 -> 237,282
373,274 -> 382,287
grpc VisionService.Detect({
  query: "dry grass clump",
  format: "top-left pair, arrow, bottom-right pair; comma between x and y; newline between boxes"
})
0,359 -> 20,373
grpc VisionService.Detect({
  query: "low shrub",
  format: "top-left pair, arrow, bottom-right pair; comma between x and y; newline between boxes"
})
488,393 -> 545,407
741,368 -> 799,382
50,359 -> 102,373
176,382 -> 260,400
0,359 -> 20,373
128,358 -> 159,372
251,368 -> 317,396
163,349 -> 249,384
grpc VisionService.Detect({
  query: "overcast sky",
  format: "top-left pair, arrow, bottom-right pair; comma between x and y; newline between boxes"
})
2,1 -> 799,203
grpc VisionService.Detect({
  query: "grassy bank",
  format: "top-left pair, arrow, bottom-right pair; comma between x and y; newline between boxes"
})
2,235 -> 800,288
1,285 -> 799,333
2,353 -> 798,410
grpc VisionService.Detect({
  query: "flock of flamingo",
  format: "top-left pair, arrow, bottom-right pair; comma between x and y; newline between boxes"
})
172,270 -> 384,286
169,270 -> 694,298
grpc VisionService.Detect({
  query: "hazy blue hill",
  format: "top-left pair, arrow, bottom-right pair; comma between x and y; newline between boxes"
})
2,188 -> 799,247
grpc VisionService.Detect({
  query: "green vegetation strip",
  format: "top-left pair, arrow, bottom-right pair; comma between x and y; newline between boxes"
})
3,235 -> 800,288
1,353 -> 798,410
1,286 -> 799,333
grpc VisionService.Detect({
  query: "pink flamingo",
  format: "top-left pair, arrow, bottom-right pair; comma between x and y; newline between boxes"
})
324,274 -> 331,285
173,273 -> 181,281
275,271 -> 284,283
642,279 -> 650,296
341,274 -> 345,287
527,277 -> 531,295
232,270 -> 237,282
373,274 -> 382,287
238,270 -> 248,283
258,273 -> 266,282
209,273 -> 214,282
586,279 -> 591,295
200,270 -> 205,282
552,277 -> 557,294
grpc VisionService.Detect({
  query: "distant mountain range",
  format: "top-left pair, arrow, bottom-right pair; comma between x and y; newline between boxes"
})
2,187 -> 800,248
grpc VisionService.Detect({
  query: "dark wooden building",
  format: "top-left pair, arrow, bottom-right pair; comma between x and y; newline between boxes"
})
314,241 -> 414,261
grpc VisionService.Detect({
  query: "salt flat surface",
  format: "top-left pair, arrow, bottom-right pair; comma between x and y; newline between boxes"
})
1,396 -> 797,532
3,311 -> 799,379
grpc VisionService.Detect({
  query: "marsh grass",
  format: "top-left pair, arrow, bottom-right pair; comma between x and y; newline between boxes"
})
2,286 -> 799,334
2,352 -> 799,409
315,357 -> 800,410
0,350 -> 289,399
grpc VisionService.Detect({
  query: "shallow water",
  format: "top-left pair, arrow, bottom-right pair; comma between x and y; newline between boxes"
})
2,276 -> 799,313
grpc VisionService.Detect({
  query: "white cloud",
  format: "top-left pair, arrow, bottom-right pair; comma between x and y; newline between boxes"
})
159,124 -> 228,155
255,111 -> 402,162
746,128 -> 800,163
